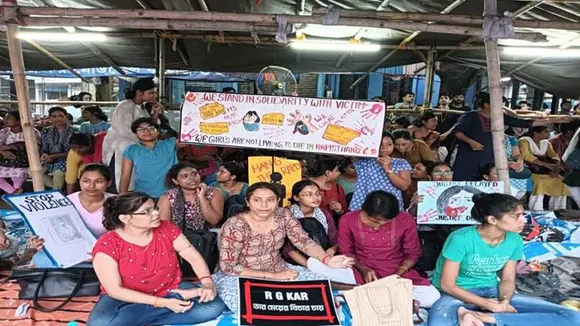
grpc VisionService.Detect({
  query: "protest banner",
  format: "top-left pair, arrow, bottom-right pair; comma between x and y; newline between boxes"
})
180,92 -> 385,157
417,181 -> 503,225
3,191 -> 96,268
248,156 -> 302,206
238,277 -> 339,326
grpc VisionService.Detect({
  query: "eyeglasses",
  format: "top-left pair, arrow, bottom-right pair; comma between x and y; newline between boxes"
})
136,126 -> 157,133
131,207 -> 159,215
432,170 -> 453,177
299,192 -> 322,198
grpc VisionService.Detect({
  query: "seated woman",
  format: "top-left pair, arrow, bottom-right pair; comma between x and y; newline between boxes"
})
393,129 -> 437,165
65,132 -> 106,194
282,180 -> 338,267
159,163 -> 224,230
40,106 -> 75,190
209,162 -> 248,200
212,182 -> 354,314
87,192 -> 225,326
504,131 -> 530,198
519,126 -> 570,211
403,160 -> 433,209
350,131 -> 412,212
310,159 -> 348,218
178,144 -> 219,183
409,110 -> 441,159
67,164 -> 114,237
0,111 -> 40,194
337,157 -> 357,196
338,190 -> 441,308
428,193 -> 580,326
79,105 -> 111,135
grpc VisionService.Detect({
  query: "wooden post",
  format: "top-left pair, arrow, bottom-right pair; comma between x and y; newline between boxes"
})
423,48 -> 436,108
510,79 -> 520,109
484,0 -> 510,194
158,37 -> 166,110
5,24 -> 45,191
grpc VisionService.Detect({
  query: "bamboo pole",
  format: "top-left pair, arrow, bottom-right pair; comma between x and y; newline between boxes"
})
5,24 -> 45,192
423,49 -> 435,108
484,0 -> 511,194
0,100 -> 119,105
20,14 -> 547,41
80,41 -> 126,75
158,37 -> 166,107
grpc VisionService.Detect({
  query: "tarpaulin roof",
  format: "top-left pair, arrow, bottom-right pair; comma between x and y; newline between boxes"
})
1,0 -> 580,97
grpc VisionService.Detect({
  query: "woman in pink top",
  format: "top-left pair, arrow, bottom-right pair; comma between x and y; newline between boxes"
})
67,164 -> 114,237
338,190 -> 441,308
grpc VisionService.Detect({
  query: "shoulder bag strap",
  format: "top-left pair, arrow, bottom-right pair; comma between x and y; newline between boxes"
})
33,270 -> 88,313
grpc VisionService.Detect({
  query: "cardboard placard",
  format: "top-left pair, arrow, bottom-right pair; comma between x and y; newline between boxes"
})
238,277 -> 340,326
417,181 -> 503,225
180,92 -> 385,157
247,156 -> 302,207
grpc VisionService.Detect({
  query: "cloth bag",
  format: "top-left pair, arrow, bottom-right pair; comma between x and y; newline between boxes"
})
9,267 -> 100,312
343,275 -> 413,326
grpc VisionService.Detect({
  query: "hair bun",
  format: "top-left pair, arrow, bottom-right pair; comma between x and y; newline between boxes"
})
471,193 -> 486,204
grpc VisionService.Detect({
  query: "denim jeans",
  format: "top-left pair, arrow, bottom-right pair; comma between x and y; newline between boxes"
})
428,287 -> 580,326
87,281 -> 225,326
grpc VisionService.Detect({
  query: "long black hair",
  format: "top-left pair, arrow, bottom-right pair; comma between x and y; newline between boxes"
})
124,78 -> 156,100
83,105 -> 108,122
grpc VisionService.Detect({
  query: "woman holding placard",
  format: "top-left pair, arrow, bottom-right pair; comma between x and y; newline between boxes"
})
213,182 -> 355,314
428,193 -> 580,326
67,164 -> 115,237
88,192 -> 225,325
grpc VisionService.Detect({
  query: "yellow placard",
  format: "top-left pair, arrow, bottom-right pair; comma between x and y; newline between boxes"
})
199,102 -> 226,120
322,124 -> 361,146
248,156 -> 302,207
261,113 -> 285,126
200,122 -> 229,135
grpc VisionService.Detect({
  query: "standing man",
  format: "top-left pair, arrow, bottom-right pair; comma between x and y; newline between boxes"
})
395,92 -> 415,109
450,93 -> 471,112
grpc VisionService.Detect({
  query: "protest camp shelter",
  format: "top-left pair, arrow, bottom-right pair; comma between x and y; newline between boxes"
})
2,0 -> 580,192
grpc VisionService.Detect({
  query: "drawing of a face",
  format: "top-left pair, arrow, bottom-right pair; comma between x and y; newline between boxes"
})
243,111 -> 260,132
243,112 -> 258,123
445,190 -> 472,218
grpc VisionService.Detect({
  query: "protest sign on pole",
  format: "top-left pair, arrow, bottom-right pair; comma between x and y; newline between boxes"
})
3,191 -> 96,268
238,277 -> 340,326
180,92 -> 385,157
417,181 -> 503,225
248,156 -> 302,206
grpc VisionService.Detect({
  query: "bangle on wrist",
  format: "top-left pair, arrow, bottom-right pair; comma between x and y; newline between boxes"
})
321,255 -> 331,265
199,275 -> 212,283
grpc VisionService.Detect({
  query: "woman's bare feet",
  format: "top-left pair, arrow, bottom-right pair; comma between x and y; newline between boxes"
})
458,307 -> 485,326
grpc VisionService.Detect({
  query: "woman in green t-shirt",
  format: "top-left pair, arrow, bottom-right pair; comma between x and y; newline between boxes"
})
428,193 -> 580,326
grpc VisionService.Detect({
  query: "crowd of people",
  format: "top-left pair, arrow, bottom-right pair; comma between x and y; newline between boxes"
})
1,78 -> 580,326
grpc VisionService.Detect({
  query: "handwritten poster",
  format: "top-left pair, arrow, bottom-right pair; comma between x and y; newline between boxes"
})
248,156 -> 302,207
417,181 -> 503,225
3,191 -> 96,268
180,92 -> 385,157
238,277 -> 339,326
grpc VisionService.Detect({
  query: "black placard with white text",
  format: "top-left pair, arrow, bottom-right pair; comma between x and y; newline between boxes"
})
238,277 -> 340,326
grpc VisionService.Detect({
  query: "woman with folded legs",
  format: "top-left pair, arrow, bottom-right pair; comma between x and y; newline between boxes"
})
428,193 -> 580,326
87,192 -> 225,326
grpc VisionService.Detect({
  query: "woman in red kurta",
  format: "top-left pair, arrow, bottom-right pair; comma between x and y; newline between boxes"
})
88,192 -> 224,326
310,159 -> 348,219
337,190 -> 441,308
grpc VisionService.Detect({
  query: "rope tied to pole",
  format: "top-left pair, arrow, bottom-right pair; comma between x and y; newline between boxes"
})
323,5 -> 340,25
483,14 -> 514,41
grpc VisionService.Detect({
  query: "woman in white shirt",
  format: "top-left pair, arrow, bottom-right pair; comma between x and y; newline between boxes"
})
67,164 -> 115,237
102,78 -> 159,192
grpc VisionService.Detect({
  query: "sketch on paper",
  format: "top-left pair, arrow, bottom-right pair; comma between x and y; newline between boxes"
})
42,215 -> 83,247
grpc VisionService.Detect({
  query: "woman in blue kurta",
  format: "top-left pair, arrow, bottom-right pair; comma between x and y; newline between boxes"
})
453,93 -> 562,181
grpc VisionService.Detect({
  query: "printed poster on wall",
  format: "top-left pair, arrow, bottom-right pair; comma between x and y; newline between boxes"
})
3,191 -> 96,268
248,156 -> 302,207
179,92 -> 385,157
238,277 -> 340,326
417,181 -> 503,225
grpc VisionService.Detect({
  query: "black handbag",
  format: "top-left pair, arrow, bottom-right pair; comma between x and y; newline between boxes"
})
9,267 -> 100,312
178,217 -> 219,277
0,147 -> 29,168
299,218 -> 330,250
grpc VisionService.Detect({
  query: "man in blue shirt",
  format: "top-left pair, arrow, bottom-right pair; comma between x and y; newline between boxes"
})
120,117 -> 179,200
